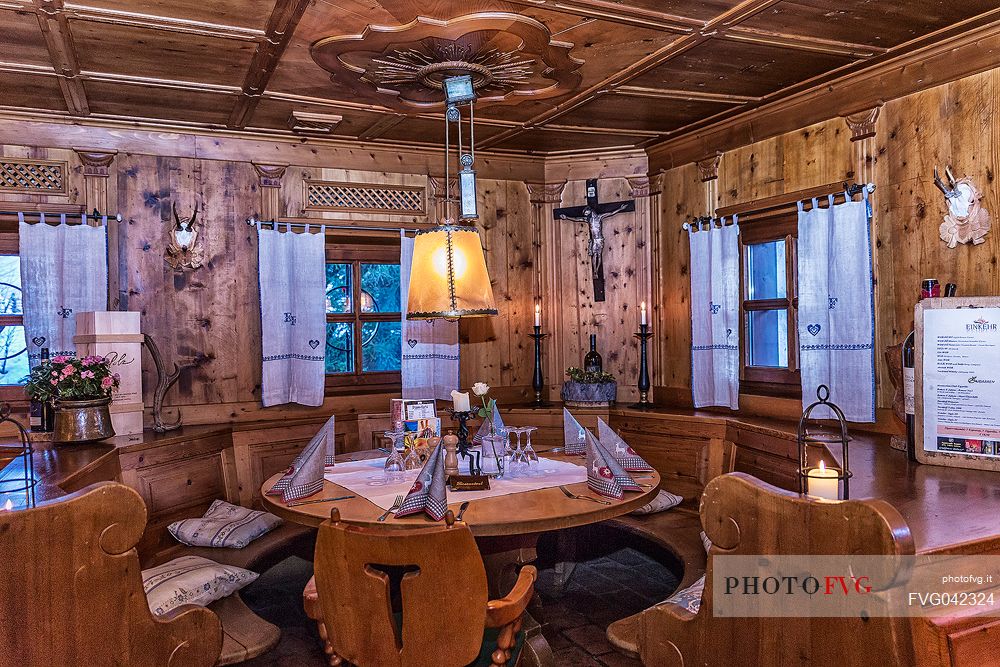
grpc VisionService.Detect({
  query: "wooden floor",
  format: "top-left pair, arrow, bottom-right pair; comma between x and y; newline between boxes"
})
239,528 -> 679,667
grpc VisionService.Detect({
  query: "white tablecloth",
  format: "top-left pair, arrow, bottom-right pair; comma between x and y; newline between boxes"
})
323,456 -> 588,510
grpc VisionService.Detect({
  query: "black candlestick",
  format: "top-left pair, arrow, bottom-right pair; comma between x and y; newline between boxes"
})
529,325 -> 550,407
447,409 -> 480,475
629,324 -> 653,410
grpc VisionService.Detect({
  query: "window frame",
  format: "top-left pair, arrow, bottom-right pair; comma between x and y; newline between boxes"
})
0,233 -> 26,403
738,213 -> 801,397
324,239 -> 402,393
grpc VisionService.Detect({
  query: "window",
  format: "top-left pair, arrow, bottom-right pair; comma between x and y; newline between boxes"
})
324,239 -> 402,390
0,237 -> 26,389
739,219 -> 800,396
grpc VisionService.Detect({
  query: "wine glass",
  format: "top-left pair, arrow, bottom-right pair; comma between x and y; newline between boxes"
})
507,427 -> 529,478
383,431 -> 407,483
522,426 -> 540,475
403,443 -> 422,471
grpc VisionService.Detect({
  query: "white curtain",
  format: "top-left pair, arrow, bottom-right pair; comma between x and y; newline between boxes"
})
400,231 -> 459,401
19,215 -> 108,365
689,217 -> 740,409
257,224 -> 326,407
797,193 -> 875,422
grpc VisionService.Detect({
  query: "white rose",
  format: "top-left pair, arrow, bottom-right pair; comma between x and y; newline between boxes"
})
472,382 -> 490,396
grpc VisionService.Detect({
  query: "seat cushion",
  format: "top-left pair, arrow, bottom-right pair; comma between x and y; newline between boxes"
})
142,555 -> 258,617
664,574 -> 705,614
168,500 -> 283,549
631,489 -> 683,515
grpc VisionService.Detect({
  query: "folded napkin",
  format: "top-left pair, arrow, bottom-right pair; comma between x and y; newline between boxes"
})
597,417 -> 654,472
631,489 -> 683,515
266,414 -> 336,502
473,402 -> 506,444
395,442 -> 448,521
585,430 -> 640,499
564,408 -> 587,455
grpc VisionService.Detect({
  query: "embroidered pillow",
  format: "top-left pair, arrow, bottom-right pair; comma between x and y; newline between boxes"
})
168,499 -> 283,549
142,555 -> 258,617
630,489 -> 683,515
664,575 -> 705,614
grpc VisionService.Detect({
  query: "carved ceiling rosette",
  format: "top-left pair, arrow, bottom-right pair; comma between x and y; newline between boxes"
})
310,13 -> 583,111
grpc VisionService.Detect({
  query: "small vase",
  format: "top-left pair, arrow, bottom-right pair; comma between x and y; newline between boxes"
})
53,397 -> 116,443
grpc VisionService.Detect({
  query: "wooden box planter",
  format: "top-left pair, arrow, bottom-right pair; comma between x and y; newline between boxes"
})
560,380 -> 617,408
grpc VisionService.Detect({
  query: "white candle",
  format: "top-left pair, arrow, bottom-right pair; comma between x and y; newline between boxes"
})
450,390 -> 471,412
640,301 -> 647,325
806,460 -> 840,500
2,499 -> 12,511
534,302 -> 541,327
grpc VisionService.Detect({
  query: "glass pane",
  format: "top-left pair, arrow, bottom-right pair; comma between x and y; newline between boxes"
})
361,321 -> 401,372
325,321 -> 354,374
0,325 -> 28,385
0,255 -> 23,315
326,263 -> 352,314
747,309 -> 789,368
360,264 -> 400,313
746,241 -> 787,300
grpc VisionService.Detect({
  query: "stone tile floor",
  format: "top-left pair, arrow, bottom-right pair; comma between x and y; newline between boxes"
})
241,526 -> 680,667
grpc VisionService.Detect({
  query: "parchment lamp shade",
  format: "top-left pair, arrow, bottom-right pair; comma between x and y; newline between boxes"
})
407,225 -> 497,319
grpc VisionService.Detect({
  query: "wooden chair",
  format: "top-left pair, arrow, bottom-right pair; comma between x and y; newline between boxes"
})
0,481 -> 223,667
304,509 -> 536,667
641,472 -> 917,666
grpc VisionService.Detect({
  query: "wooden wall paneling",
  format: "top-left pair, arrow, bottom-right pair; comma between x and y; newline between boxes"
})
278,165 -> 428,223
716,135 -> 784,210
626,174 -> 660,394
501,180 -> 534,389
527,181 -> 567,398
654,163 -> 708,406
0,144 -> 82,206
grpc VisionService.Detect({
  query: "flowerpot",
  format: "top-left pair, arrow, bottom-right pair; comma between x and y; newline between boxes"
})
53,397 -> 116,443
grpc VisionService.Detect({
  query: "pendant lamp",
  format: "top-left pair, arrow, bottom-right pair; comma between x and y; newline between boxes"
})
407,75 -> 497,320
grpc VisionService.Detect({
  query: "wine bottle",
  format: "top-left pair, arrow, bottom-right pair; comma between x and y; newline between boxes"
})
29,347 -> 48,432
583,334 -> 603,374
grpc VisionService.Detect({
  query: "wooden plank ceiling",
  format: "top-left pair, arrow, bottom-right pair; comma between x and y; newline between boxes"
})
0,0 -> 997,155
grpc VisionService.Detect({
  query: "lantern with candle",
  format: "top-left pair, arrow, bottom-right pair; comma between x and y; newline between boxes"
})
0,402 -> 36,509
797,385 -> 852,500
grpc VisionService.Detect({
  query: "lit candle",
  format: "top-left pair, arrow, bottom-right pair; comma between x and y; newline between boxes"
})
450,390 -> 471,412
534,302 -> 541,327
2,499 -> 12,511
640,301 -> 647,325
806,460 -> 840,500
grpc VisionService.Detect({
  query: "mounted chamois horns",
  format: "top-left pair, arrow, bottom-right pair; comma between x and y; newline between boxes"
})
933,165 -> 959,199
932,165 -> 992,248
171,202 -> 198,227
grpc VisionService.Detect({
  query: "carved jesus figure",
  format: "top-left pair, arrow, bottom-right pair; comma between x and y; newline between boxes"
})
559,203 -> 629,279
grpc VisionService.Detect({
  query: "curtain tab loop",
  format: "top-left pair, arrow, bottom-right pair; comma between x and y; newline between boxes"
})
796,200 -> 804,213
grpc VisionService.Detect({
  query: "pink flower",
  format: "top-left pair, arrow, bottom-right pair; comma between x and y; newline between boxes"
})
81,370 -> 95,379
50,379 -> 57,385
52,355 -> 68,363
113,373 -> 120,381
62,366 -> 75,376
101,376 -> 113,390
50,371 -> 58,378
81,357 -> 93,366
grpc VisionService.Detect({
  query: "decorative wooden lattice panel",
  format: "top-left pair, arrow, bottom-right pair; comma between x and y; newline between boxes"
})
305,180 -> 425,214
0,158 -> 67,195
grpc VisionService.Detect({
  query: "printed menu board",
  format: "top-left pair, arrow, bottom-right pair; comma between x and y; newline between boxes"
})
916,298 -> 1000,469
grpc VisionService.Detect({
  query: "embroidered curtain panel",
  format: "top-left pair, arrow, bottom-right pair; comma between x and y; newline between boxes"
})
257,224 -> 326,407
19,215 -> 108,365
400,231 -> 459,401
689,218 -> 740,409
797,193 -> 875,422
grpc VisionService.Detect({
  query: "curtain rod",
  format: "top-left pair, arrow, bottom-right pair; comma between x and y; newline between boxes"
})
245,215 -> 420,234
683,181 -> 875,232
2,209 -> 123,222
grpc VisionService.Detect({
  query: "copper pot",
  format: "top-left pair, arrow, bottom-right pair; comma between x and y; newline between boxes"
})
53,397 -> 116,443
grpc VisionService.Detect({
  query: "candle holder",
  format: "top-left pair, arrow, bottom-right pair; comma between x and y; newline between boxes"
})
529,325 -> 550,407
447,409 -> 480,475
629,324 -> 654,410
797,385 -> 852,500
0,403 -> 36,510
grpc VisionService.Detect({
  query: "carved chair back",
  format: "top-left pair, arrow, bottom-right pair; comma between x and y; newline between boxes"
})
0,481 -> 222,666
642,472 -> 916,666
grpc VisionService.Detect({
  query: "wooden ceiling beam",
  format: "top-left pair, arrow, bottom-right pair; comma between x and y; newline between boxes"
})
614,86 -> 760,105
502,0 -> 700,33
720,26 -> 888,58
227,0 -> 310,129
33,0 -> 88,115
478,0 -> 785,150
55,5 -> 265,41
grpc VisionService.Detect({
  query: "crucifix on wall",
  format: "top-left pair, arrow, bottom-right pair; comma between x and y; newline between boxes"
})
555,178 -> 635,302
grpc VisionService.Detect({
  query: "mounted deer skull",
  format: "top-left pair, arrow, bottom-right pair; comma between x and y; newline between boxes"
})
934,166 -> 991,248
165,203 -> 205,270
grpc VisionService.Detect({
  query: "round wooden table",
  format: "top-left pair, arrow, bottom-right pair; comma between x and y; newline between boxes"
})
261,451 -> 660,536
261,450 -> 660,595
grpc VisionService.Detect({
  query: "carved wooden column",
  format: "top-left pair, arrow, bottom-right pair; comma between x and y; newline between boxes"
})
252,163 -> 287,221
526,181 -> 566,394
696,152 -> 722,216
843,105 -> 880,185
75,148 -> 119,308
626,173 -> 663,399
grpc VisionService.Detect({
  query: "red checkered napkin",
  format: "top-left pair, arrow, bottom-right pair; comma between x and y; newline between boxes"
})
266,414 -> 335,502
395,442 -> 448,521
564,408 -> 587,455
585,430 -> 640,499
597,417 -> 654,472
